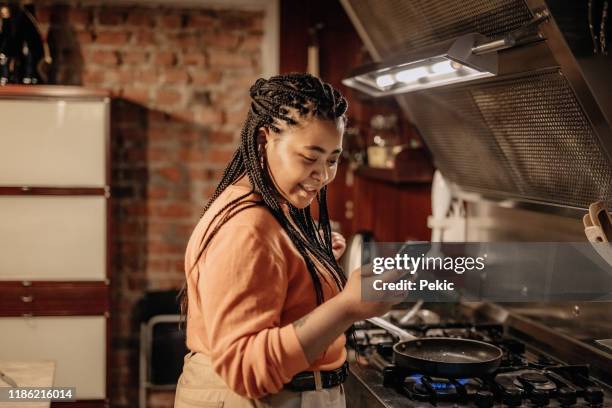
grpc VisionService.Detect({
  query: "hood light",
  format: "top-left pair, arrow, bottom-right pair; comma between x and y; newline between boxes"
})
343,34 -> 497,97
343,10 -> 550,97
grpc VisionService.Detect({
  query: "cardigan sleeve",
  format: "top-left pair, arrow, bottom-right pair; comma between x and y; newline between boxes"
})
197,223 -> 311,399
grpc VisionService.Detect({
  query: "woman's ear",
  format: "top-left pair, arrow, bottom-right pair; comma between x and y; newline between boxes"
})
256,127 -> 270,146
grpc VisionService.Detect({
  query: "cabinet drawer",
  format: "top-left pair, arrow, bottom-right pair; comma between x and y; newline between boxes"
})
0,316 -> 106,399
0,99 -> 107,187
0,196 -> 106,281
0,282 -> 108,316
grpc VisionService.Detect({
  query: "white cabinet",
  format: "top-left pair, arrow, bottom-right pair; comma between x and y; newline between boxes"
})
0,196 -> 106,281
0,86 -> 111,408
0,316 -> 107,399
0,99 -> 106,187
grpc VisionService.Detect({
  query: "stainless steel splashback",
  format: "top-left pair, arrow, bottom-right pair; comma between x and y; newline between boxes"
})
341,0 -> 612,212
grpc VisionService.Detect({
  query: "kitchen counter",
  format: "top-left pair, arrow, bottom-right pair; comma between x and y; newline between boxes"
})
0,360 -> 55,408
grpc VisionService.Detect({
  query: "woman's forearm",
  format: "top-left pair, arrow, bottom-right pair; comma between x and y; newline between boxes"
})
292,294 -> 355,364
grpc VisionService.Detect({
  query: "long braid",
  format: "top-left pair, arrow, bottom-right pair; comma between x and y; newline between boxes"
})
179,73 -> 348,322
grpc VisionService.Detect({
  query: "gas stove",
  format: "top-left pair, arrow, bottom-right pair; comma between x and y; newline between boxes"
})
347,321 -> 612,407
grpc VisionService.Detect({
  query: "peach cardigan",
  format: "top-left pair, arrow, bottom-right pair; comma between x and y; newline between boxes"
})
184,184 -> 346,399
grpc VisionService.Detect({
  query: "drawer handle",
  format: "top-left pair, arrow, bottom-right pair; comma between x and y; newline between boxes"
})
21,295 -> 34,303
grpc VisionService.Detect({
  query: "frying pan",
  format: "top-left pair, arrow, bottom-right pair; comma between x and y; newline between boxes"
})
367,317 -> 503,378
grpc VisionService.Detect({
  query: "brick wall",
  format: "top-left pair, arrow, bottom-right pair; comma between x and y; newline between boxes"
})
33,2 -> 265,407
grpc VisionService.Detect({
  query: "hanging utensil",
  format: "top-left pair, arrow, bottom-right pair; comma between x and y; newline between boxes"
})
584,210 -> 606,243
589,201 -> 612,242
584,202 -> 612,267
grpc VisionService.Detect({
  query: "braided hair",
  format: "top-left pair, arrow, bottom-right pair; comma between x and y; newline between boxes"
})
179,72 -> 349,320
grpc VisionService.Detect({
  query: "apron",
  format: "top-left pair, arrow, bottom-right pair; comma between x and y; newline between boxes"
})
174,352 -> 346,408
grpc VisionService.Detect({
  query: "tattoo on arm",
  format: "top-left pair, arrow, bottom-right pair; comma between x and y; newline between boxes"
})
293,312 -> 312,329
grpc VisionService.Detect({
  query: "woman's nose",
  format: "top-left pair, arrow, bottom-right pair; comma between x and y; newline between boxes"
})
312,163 -> 330,185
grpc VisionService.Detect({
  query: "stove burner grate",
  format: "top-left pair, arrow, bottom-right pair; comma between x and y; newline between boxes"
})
358,321 -> 611,407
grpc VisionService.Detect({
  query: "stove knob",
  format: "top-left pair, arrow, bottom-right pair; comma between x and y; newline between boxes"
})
530,389 -> 550,406
558,387 -> 577,406
475,390 -> 495,408
381,366 -> 397,387
503,388 -> 522,407
584,386 -> 604,406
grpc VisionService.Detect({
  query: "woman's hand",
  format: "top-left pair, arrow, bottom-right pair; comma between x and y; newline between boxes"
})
331,231 -> 346,260
338,265 -> 406,321
292,264 -> 406,363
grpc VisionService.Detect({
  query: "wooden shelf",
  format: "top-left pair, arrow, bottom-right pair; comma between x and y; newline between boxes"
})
356,165 -> 433,185
0,84 -> 109,99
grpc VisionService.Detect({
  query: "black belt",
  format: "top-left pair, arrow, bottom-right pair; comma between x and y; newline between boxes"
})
285,362 -> 349,392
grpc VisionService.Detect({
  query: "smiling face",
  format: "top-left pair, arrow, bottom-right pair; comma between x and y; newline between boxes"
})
260,117 -> 344,209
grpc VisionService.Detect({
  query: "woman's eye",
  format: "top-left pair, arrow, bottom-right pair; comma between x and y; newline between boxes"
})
301,155 -> 317,163
328,159 -> 338,166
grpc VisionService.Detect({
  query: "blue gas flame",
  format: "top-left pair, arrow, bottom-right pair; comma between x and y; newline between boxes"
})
410,374 -> 469,390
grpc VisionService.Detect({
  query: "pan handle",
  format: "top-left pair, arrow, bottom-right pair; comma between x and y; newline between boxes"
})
366,317 -> 418,341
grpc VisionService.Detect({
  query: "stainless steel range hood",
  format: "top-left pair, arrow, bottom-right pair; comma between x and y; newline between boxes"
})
340,0 -> 612,214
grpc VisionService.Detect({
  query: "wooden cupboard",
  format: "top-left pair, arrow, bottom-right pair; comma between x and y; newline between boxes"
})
326,162 -> 432,242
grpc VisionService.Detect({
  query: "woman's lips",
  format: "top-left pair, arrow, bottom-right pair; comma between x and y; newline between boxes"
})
298,184 -> 319,197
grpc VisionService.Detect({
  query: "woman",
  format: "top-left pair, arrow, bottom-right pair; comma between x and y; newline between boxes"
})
175,73 -> 395,407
